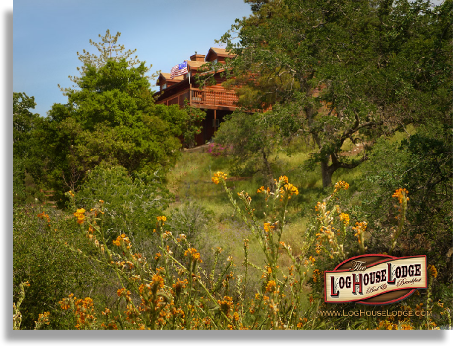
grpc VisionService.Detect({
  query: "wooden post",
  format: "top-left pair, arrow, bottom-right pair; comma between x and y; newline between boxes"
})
214,109 -> 217,128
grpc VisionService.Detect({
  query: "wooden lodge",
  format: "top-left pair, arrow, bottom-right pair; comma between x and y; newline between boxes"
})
155,48 -> 239,146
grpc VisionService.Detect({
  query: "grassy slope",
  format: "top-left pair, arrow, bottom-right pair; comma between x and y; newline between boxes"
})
164,140 -> 368,272
163,127 -> 414,276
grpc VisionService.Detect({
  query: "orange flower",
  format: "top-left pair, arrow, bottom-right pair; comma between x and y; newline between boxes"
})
339,213 -> 350,225
333,181 -> 349,194
212,171 -> 227,184
428,264 -> 438,278
265,280 -> 276,292
73,208 -> 86,224
392,188 -> 409,204
184,248 -> 202,263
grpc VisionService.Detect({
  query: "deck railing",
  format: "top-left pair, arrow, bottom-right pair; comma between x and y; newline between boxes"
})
190,88 -> 238,108
158,87 -> 238,109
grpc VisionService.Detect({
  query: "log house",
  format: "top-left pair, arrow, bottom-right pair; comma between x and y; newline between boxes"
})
155,48 -> 239,146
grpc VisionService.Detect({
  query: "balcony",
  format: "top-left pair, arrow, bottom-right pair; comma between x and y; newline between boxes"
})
157,87 -> 238,110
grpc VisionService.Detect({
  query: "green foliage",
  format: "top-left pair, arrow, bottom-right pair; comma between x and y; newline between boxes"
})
217,0 -> 452,186
42,59 -> 183,203
13,92 -> 46,204
355,122 -> 452,285
13,92 -> 40,156
74,164 -> 171,246
60,29 -> 155,95
166,201 -> 215,265
183,101 -> 207,148
11,5 -> 452,332
214,110 -> 277,182
13,206 -> 105,329
167,201 -> 214,244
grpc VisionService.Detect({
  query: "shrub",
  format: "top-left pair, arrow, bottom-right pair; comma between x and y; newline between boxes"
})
13,206 -> 105,329
74,163 -> 172,247
207,143 -> 228,157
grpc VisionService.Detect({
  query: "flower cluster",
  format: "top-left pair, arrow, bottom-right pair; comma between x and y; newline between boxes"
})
352,221 -> 367,244
211,171 -> 227,185
112,234 -> 131,249
217,296 -> 234,317
392,188 -> 409,204
314,201 -> 326,212
274,176 -> 299,201
59,294 -> 96,330
339,213 -> 350,225
34,311 -> 51,329
428,264 -> 438,278
237,190 -> 252,206
333,180 -> 349,194
157,215 -> 167,226
207,143 -> 228,157
37,212 -> 50,223
256,185 -> 271,201
73,208 -> 86,224
265,280 -> 277,292
263,222 -> 275,233
184,247 -> 202,263
172,278 -> 188,297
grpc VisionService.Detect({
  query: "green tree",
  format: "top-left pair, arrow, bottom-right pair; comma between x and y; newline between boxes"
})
44,59 -> 184,202
13,92 -> 45,204
217,0 -> 452,187
59,29 -> 155,95
214,110 -> 276,183
13,92 -> 39,154
355,122 -> 452,283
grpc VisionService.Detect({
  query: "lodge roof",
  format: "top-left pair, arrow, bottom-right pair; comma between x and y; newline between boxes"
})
156,47 -> 235,87
206,47 -> 234,62
158,73 -> 184,82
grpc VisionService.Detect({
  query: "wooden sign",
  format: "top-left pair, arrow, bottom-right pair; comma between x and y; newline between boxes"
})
324,255 -> 427,305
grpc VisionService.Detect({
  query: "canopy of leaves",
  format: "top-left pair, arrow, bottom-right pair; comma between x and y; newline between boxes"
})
60,30 -> 155,95
218,0 -> 452,186
42,59 -> 184,202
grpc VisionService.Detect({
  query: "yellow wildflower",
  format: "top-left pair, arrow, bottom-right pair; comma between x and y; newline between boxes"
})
212,171 -> 227,184
73,208 -> 86,224
184,248 -> 202,263
352,221 -> 367,242
265,280 -> 276,292
333,181 -> 349,194
428,264 -> 438,278
340,213 -> 350,225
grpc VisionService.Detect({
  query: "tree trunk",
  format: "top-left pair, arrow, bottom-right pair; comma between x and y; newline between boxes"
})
261,148 -> 274,187
320,158 -> 333,188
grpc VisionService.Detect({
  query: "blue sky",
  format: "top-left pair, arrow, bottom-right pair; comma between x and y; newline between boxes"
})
13,0 -> 252,117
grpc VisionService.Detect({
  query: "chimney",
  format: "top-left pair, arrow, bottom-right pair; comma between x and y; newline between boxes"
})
190,53 -> 205,62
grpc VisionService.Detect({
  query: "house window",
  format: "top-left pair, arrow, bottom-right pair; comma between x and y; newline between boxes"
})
162,83 -> 167,90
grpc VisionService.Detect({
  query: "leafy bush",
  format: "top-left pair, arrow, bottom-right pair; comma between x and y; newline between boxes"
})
207,143 -> 228,157
354,124 -> 453,284
13,206 -> 106,329
74,163 -> 171,247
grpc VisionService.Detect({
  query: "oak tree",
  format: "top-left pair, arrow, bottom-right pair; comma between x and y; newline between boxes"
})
218,0 -> 452,186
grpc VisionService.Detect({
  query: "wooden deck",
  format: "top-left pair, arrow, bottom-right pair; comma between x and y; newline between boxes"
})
157,87 -> 238,110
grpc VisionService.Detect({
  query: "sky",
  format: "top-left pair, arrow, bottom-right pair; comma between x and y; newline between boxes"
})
13,0 -> 252,117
